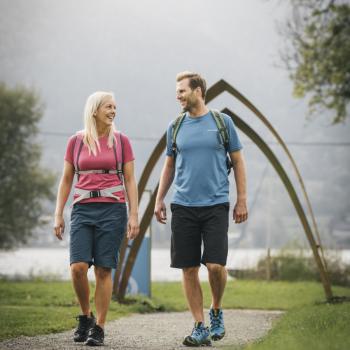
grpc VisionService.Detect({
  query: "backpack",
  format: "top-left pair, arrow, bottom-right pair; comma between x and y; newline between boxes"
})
171,109 -> 232,174
70,131 -> 125,205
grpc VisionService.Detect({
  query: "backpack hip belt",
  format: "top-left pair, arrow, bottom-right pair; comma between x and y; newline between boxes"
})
75,169 -> 122,175
72,185 -> 124,205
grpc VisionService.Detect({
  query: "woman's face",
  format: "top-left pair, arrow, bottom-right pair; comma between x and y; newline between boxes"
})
94,97 -> 116,128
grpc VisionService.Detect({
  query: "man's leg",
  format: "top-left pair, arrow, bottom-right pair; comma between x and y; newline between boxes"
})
207,263 -> 227,309
171,205 -> 211,346
94,266 -> 113,328
182,266 -> 211,347
71,262 -> 90,315
201,204 -> 229,341
207,263 -> 227,341
182,266 -> 204,322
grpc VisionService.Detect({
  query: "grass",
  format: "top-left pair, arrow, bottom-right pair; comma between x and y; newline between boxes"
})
153,280 -> 350,350
0,278 -> 350,347
152,280 -> 350,311
0,280 -> 164,340
243,302 -> 350,350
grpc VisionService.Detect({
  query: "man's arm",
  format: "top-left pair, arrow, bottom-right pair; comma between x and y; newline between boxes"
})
154,156 -> 175,224
229,150 -> 248,224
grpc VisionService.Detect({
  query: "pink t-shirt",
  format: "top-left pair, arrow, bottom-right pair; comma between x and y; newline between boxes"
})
64,133 -> 134,204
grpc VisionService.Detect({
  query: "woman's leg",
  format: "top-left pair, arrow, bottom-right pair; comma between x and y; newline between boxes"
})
71,262 -> 90,315
94,266 -> 113,328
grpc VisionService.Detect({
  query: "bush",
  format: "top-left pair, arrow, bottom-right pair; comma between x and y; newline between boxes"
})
230,245 -> 350,287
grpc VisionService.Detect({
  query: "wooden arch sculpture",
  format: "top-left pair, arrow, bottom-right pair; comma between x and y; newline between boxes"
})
113,80 -> 333,301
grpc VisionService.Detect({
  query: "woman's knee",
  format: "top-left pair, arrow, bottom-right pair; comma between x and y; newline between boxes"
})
94,266 -> 112,280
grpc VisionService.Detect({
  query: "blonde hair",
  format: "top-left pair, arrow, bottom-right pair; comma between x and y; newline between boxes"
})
82,91 -> 116,156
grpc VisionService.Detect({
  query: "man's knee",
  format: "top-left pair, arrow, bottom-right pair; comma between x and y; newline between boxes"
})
207,263 -> 226,276
71,262 -> 89,279
94,266 -> 112,280
182,266 -> 200,279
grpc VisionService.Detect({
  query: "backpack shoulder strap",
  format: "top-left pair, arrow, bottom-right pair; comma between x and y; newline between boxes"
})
73,133 -> 84,169
210,109 -> 229,151
113,131 -> 124,181
71,135 -> 78,165
171,112 -> 186,155
210,110 -> 233,174
72,132 -> 84,180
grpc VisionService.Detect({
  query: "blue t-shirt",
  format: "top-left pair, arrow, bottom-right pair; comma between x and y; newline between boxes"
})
166,111 -> 242,206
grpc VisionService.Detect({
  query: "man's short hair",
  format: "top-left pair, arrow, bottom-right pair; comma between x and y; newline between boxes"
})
176,71 -> 207,99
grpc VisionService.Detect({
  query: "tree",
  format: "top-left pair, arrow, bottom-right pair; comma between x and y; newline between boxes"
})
0,83 -> 55,249
280,0 -> 350,123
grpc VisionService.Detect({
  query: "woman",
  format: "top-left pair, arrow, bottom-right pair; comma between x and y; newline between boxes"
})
54,91 -> 139,346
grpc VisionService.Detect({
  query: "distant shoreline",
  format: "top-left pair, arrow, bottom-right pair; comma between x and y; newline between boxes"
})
0,247 -> 349,282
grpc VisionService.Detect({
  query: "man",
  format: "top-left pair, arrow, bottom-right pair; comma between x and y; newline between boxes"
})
154,71 -> 248,347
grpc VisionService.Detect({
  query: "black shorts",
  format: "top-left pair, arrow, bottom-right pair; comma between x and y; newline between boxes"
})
170,203 -> 229,268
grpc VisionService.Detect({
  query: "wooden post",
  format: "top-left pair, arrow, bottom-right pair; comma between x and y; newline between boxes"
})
266,248 -> 271,281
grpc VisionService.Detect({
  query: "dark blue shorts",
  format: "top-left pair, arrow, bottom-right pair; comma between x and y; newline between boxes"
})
69,202 -> 127,269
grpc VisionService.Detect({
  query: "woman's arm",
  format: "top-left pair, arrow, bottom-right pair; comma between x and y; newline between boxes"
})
123,160 -> 140,239
54,160 -> 75,240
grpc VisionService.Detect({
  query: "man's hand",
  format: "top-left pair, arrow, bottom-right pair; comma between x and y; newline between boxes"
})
127,213 -> 140,240
233,200 -> 248,224
54,215 -> 65,240
154,200 -> 167,224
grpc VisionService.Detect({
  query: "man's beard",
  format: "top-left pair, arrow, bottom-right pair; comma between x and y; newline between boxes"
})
182,97 -> 198,113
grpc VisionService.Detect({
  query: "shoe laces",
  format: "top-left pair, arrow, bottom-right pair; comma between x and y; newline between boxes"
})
210,310 -> 222,328
191,325 -> 205,339
89,325 -> 104,338
75,315 -> 91,333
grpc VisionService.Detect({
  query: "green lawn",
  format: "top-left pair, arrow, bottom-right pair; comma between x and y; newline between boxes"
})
243,302 -> 350,350
152,280 -> 350,310
153,280 -> 350,350
0,279 -> 349,349
0,280 -> 163,340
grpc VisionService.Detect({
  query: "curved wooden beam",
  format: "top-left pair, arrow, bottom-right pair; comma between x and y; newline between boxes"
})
206,80 -> 327,271
115,135 -> 166,300
116,80 -> 332,301
222,108 -> 332,300
116,107 -> 332,301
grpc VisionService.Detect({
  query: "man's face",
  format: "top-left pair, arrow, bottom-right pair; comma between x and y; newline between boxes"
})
176,78 -> 200,112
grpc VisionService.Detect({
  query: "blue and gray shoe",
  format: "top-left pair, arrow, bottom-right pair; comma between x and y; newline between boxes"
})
209,308 -> 225,341
183,322 -> 212,347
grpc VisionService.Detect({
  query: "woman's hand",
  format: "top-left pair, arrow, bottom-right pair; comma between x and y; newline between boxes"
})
54,215 -> 65,240
127,213 -> 139,240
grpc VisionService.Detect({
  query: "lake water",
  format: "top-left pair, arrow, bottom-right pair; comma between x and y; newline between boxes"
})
0,248 -> 349,281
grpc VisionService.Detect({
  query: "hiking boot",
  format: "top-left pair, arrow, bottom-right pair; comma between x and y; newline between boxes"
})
183,322 -> 212,347
209,308 -> 225,340
85,324 -> 105,346
73,312 -> 96,342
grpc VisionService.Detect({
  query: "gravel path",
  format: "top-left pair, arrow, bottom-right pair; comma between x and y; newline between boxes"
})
0,309 -> 283,350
